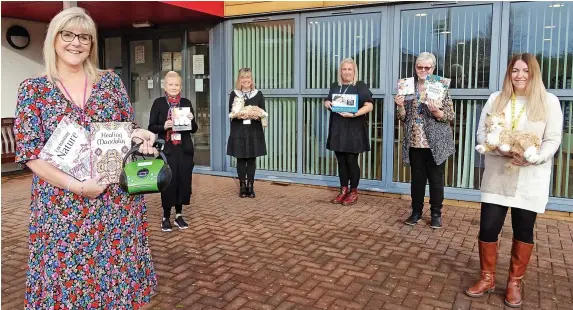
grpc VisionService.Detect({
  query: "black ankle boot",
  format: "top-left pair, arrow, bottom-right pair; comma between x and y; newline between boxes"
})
247,181 -> 256,198
239,180 -> 247,198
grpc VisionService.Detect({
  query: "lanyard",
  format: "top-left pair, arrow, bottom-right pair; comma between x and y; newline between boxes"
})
241,90 -> 252,100
59,76 -> 88,112
59,75 -> 92,177
339,84 -> 351,95
510,93 -> 526,130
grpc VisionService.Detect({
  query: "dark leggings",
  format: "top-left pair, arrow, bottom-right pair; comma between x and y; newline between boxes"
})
335,152 -> 360,189
479,203 -> 537,244
164,205 -> 183,219
237,157 -> 257,181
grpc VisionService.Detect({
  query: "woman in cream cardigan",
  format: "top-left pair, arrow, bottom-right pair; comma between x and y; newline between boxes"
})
465,53 -> 562,307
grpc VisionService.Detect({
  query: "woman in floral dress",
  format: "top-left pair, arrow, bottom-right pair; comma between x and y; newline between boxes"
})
14,7 -> 157,309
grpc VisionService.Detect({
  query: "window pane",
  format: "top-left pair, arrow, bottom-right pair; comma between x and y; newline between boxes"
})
186,31 -> 211,167
233,20 -> 294,89
553,100 -> 573,197
230,98 -> 297,172
306,14 -> 382,89
393,99 -> 486,189
303,98 -> 383,180
400,5 -> 493,89
509,2 -> 573,89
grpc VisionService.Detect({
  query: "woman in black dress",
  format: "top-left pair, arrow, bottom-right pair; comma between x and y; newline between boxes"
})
324,58 -> 374,205
148,71 -> 198,232
227,68 -> 267,198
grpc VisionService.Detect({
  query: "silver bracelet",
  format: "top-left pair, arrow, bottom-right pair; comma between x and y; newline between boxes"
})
66,178 -> 74,191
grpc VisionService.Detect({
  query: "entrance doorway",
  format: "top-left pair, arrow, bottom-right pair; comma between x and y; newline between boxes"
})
102,30 -> 211,167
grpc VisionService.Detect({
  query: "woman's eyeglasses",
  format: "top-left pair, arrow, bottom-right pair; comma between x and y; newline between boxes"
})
59,30 -> 92,45
416,66 -> 433,71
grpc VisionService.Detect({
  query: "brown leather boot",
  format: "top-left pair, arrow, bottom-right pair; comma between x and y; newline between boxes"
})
342,189 -> 358,206
465,240 -> 498,297
331,187 -> 348,204
505,239 -> 534,308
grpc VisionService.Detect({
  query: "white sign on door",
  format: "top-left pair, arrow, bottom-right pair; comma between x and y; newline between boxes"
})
192,55 -> 204,75
135,45 -> 145,64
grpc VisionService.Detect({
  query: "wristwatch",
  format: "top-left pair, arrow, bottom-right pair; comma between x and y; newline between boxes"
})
353,113 -> 357,118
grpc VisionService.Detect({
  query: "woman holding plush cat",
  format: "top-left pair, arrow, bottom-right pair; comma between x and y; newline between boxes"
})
149,71 -> 198,232
227,68 -> 267,198
394,52 -> 455,229
466,53 -> 562,307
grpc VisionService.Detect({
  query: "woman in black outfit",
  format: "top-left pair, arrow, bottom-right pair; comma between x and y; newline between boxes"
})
325,58 -> 374,205
227,68 -> 267,198
148,71 -> 198,232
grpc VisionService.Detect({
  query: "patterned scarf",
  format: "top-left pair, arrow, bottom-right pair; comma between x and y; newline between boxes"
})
165,92 -> 182,145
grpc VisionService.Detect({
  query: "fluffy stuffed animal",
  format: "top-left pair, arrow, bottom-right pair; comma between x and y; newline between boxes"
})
475,111 -> 541,170
229,96 -> 268,128
229,96 -> 245,118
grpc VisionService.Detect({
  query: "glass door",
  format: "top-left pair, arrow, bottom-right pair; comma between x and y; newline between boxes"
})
129,40 -> 156,129
187,30 -> 211,166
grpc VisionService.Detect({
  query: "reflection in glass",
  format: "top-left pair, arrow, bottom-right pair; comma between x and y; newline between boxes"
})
393,99 -> 486,189
510,2 -> 573,89
229,98 -> 298,173
303,98 -> 383,180
233,20 -> 294,89
306,14 -> 382,89
399,5 -> 493,89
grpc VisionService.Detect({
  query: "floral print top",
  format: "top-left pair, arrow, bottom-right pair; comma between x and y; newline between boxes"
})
397,81 -> 455,148
14,71 -> 157,309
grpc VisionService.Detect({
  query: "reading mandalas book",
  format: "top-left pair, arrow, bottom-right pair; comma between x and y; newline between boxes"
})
39,116 -> 91,181
90,122 -> 135,185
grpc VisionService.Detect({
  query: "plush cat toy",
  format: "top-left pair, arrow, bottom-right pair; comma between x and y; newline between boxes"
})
229,96 -> 245,119
228,96 -> 268,128
475,111 -> 541,170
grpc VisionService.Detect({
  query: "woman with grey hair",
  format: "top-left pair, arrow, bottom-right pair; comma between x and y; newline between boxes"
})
394,52 -> 455,229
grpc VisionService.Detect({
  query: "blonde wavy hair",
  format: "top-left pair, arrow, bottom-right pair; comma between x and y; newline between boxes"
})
43,7 -> 99,83
337,58 -> 358,86
235,68 -> 255,90
491,53 -> 546,122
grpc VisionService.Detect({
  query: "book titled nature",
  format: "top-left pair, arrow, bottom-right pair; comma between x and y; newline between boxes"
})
90,122 -> 134,185
420,75 -> 451,108
39,116 -> 91,181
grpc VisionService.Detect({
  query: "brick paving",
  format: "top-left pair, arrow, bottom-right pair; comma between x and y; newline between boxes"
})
2,172 -> 573,310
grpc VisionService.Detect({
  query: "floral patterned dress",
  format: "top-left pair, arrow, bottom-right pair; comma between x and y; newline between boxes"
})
14,71 -> 157,309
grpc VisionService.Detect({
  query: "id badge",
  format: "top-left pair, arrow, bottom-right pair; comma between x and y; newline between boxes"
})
243,119 -> 251,125
171,133 -> 182,141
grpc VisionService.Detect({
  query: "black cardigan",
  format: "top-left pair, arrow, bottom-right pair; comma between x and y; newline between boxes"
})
148,97 -> 198,155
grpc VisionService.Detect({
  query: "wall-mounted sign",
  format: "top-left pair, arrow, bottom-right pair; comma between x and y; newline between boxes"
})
172,52 -> 182,71
161,52 -> 172,71
135,45 -> 145,64
192,55 -> 204,75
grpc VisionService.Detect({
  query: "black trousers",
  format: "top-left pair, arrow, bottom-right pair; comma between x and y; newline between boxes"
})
162,146 -> 193,219
237,157 -> 256,182
479,203 -> 537,244
335,152 -> 360,189
409,148 -> 445,216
